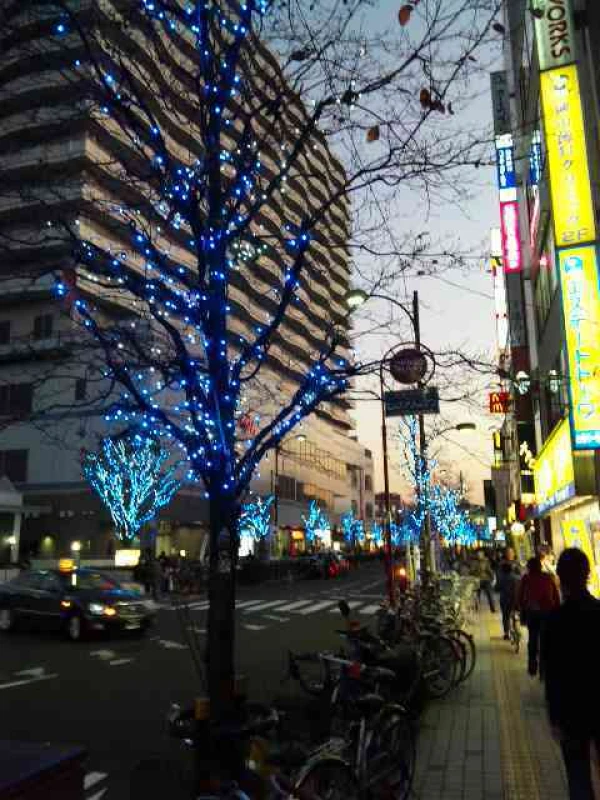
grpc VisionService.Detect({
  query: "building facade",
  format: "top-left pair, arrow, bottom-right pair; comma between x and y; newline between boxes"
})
488,0 -> 600,579
0,1 -> 374,561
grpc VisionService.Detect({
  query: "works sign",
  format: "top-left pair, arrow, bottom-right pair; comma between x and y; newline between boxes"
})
532,0 -> 577,72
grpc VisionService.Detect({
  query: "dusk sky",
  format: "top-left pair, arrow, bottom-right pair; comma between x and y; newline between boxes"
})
350,2 -> 503,505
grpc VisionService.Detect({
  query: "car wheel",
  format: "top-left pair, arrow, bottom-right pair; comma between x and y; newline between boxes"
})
0,607 -> 15,632
66,614 -> 84,642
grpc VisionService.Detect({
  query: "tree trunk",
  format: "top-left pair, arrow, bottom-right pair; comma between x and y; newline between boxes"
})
206,493 -> 238,724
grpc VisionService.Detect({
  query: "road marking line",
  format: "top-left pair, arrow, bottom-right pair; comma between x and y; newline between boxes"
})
262,614 -> 289,622
328,601 -> 362,613
297,601 -> 336,615
84,772 -> 107,790
236,599 -> 274,609
358,604 -> 382,615
157,639 -> 188,650
243,623 -> 267,631
0,674 -> 57,691
109,658 -> 134,666
15,667 -> 48,679
187,625 -> 206,634
88,790 -> 108,800
185,601 -> 209,611
275,600 -> 314,612
90,649 -> 118,661
242,600 -> 285,612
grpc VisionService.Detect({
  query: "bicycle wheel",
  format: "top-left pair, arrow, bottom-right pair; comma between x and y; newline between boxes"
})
367,708 -> 416,800
449,629 -> 476,683
421,635 -> 458,699
289,652 -> 333,697
295,757 -> 359,799
446,633 -> 467,687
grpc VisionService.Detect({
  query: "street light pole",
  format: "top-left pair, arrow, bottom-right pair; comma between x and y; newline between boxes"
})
412,290 -> 433,574
379,358 -> 395,607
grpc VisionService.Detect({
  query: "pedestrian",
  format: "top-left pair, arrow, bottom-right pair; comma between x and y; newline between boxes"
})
517,556 -> 560,676
541,548 -> 600,800
497,561 -> 520,640
501,546 -> 522,575
473,549 -> 496,612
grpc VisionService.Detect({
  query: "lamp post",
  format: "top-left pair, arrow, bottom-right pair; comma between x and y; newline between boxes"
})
347,288 -> 423,599
346,287 -> 478,587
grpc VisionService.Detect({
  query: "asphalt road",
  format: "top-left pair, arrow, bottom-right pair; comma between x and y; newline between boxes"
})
0,562 -> 386,799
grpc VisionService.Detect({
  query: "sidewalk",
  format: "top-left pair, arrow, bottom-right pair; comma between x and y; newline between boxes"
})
413,611 -> 569,800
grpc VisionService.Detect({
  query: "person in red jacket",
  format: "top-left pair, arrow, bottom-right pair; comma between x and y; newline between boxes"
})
517,556 -> 560,676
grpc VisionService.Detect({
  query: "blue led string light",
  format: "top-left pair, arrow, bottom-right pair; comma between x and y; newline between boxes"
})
82,433 -> 182,542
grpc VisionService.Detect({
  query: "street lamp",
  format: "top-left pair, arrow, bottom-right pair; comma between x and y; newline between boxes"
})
346,287 -> 423,600
346,288 -> 479,587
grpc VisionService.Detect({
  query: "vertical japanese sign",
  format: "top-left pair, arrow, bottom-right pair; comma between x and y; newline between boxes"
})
490,71 -> 511,135
540,65 -> 596,247
558,246 -> 600,449
529,130 -> 542,187
500,200 -> 522,272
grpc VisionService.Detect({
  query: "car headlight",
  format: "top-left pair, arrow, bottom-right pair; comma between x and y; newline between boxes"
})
88,602 -> 117,617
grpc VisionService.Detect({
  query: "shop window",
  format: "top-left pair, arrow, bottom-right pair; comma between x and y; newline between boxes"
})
32,313 -> 53,340
0,450 -> 28,483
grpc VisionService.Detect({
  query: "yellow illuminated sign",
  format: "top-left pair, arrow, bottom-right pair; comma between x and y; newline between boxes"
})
561,519 -> 600,597
533,418 -> 575,514
559,246 -> 600,449
115,548 -> 141,568
541,65 -> 595,247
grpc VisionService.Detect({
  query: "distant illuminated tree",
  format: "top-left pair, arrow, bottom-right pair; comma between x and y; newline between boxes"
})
82,433 -> 182,542
370,522 -> 384,547
238,495 -> 274,543
303,500 -> 330,546
341,510 -> 364,547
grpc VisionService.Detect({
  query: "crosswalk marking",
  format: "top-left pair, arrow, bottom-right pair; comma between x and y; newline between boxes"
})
84,772 -> 107,790
297,600 -> 336,615
358,604 -> 382,615
242,600 -> 286,612
235,599 -> 272,609
275,600 -> 314,612
328,600 -> 362,613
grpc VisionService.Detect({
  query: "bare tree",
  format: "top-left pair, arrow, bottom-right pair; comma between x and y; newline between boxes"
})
0,0 -> 501,723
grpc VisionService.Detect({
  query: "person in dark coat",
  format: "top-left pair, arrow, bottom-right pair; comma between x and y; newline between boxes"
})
542,548 -> 600,800
497,561 -> 520,639
517,556 -> 560,676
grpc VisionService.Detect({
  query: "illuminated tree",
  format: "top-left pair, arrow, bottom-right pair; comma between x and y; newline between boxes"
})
238,494 -> 274,542
370,522 -> 384,547
341,510 -> 364,547
2,0 -> 501,720
302,500 -> 330,546
82,433 -> 182,542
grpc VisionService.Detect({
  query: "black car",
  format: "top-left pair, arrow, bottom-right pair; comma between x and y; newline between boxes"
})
0,568 -> 156,641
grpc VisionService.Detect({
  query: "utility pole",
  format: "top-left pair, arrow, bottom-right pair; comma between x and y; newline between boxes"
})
413,290 -> 432,575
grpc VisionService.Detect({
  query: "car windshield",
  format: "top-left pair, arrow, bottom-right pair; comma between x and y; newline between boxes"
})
66,572 -> 119,591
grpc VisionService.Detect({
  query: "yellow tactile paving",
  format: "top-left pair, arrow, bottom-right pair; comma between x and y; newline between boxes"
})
489,622 -> 542,800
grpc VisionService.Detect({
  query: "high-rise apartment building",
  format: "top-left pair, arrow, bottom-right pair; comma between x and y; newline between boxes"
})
0,1 -> 373,560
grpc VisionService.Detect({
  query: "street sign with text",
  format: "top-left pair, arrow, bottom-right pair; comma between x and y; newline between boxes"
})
389,348 -> 428,384
384,387 -> 440,417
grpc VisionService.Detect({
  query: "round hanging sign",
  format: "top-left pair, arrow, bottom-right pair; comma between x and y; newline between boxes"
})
389,348 -> 428,384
